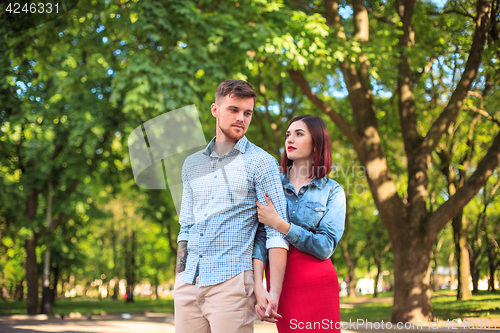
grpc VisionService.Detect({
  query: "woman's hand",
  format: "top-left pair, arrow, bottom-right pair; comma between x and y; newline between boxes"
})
254,281 -> 281,323
256,194 -> 290,234
256,194 -> 281,229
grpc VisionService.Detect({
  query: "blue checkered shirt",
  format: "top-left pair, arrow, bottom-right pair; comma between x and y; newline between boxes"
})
177,135 -> 289,286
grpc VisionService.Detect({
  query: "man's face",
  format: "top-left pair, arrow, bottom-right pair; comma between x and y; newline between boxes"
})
211,94 -> 254,143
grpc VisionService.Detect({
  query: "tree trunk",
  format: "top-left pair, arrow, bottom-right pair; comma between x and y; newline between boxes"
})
432,237 -> 444,291
1,284 -> 7,300
391,232 -> 434,323
41,181 -> 53,314
51,264 -> 59,304
111,228 -> 119,300
125,229 -> 136,303
113,277 -> 119,300
347,264 -> 356,298
448,252 -> 455,291
152,273 -> 159,300
489,262 -> 496,291
15,280 -> 24,301
41,280 -> 52,314
373,261 -> 382,298
453,212 -> 472,300
25,236 -> 40,314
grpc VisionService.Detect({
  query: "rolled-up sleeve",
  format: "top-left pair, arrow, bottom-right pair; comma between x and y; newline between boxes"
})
284,184 -> 346,260
177,161 -> 194,243
254,155 -> 289,250
252,223 -> 268,264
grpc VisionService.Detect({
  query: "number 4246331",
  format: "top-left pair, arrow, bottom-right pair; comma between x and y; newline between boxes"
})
5,3 -> 59,14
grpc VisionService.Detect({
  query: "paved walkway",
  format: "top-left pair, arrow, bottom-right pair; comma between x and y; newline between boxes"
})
0,313 -> 496,332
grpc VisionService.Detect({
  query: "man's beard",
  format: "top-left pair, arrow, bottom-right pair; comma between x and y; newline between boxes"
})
219,122 -> 244,141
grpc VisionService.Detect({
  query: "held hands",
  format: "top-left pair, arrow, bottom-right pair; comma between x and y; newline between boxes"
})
254,282 -> 282,323
256,193 -> 280,229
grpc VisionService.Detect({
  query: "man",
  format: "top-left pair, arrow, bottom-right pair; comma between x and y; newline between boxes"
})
174,79 -> 288,332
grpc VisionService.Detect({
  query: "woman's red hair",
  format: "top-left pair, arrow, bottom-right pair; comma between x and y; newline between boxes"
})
280,115 -> 332,179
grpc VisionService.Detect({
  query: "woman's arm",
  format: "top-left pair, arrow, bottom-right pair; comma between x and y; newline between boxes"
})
286,186 -> 346,260
257,185 -> 346,260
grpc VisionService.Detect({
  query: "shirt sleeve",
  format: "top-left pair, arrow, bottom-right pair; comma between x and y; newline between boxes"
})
252,223 -> 268,264
284,183 -> 346,260
254,154 -> 289,250
177,160 -> 194,243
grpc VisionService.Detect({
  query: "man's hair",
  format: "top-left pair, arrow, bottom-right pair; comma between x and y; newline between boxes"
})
215,80 -> 257,105
281,115 -> 333,179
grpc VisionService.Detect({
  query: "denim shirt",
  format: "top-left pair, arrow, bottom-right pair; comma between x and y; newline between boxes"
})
253,173 -> 346,263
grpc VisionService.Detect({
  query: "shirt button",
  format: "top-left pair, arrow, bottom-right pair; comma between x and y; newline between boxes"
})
292,211 -> 295,214
315,208 -> 318,211
211,196 -> 214,199
218,158 -> 222,162
295,200 -> 298,202
200,254 -> 203,258
200,233 -> 203,236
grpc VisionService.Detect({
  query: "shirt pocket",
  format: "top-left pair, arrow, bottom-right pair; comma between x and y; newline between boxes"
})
302,201 -> 326,230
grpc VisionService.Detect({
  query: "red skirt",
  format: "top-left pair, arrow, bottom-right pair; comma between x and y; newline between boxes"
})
266,246 -> 341,332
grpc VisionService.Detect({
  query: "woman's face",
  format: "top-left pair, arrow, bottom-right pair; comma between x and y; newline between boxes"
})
285,120 -> 314,162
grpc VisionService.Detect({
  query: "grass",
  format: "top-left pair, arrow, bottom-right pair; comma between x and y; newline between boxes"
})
0,296 -> 174,316
433,291 -> 500,319
339,290 -> 500,322
340,302 -> 393,322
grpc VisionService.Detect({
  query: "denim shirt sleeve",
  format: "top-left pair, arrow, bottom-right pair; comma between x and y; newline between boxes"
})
284,183 -> 346,260
254,155 -> 289,250
177,160 -> 194,243
252,223 -> 268,265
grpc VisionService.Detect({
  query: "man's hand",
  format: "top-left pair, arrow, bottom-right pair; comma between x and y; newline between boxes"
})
254,282 -> 281,323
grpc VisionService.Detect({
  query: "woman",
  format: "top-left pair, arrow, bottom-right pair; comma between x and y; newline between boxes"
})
252,115 -> 346,332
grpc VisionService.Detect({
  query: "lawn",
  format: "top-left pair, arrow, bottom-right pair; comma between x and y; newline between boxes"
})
339,291 -> 500,323
0,296 -> 174,316
432,291 -> 500,319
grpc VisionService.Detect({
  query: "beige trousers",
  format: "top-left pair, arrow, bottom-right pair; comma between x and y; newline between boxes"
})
174,270 -> 257,333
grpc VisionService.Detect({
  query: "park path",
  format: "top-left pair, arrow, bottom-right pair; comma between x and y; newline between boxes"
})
0,313 -> 496,333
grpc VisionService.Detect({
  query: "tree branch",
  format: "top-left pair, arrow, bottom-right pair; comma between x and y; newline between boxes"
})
462,105 -> 500,126
368,9 -> 396,25
397,0 -> 421,156
429,129 -> 500,236
421,0 -> 493,156
287,69 -> 364,158
428,9 -> 475,20
292,0 -> 318,12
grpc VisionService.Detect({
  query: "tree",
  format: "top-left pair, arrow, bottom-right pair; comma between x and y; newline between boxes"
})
257,0 -> 500,322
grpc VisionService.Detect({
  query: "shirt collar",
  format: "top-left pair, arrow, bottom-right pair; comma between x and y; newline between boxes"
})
202,135 -> 249,156
281,170 -> 327,190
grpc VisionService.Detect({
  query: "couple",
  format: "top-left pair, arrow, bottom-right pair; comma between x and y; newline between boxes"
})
173,79 -> 346,333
